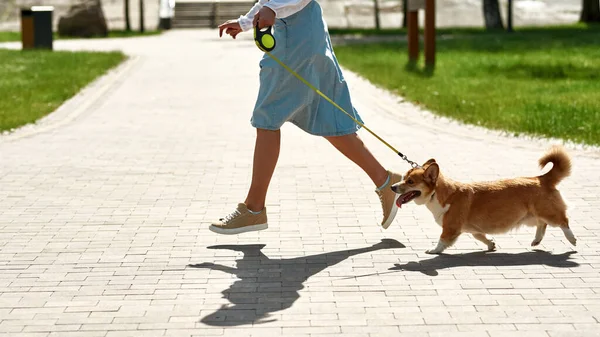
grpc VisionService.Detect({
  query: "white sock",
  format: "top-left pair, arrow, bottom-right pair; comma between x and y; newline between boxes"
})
248,208 -> 262,215
376,174 -> 391,191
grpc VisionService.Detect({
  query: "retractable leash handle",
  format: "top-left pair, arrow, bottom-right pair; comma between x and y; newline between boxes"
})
252,24 -> 420,169
254,23 -> 276,52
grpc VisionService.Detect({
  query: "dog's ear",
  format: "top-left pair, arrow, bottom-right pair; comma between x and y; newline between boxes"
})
424,163 -> 439,184
423,159 -> 436,167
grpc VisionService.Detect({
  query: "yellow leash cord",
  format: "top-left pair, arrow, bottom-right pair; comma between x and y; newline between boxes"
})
253,25 -> 420,168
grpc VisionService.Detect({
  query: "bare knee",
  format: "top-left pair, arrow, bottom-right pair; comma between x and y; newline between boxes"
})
257,128 -> 280,135
324,132 -> 358,143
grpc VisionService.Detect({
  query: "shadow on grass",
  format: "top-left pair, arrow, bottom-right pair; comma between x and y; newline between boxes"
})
485,62 -> 600,80
333,24 -> 600,54
404,60 -> 435,77
329,24 -> 600,38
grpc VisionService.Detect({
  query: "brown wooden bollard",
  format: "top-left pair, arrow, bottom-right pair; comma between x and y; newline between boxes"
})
407,9 -> 419,64
424,0 -> 435,69
407,0 -> 424,66
407,0 -> 436,70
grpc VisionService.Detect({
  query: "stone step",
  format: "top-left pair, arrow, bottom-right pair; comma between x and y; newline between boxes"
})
173,1 -> 254,28
172,19 -> 213,28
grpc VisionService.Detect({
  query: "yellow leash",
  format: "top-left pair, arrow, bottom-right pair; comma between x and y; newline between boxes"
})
254,25 -> 420,168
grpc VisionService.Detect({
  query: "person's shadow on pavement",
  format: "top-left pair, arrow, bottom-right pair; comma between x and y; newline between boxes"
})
188,238 -> 405,326
390,249 -> 579,276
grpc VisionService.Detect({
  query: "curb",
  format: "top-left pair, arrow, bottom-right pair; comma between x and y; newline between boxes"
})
342,68 -> 600,159
0,54 -> 141,143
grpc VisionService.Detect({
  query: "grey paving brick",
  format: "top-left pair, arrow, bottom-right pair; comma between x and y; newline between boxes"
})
1,28 -> 599,337
48,333 -> 108,337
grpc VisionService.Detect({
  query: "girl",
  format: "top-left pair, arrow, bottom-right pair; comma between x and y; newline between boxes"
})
211,0 -> 403,234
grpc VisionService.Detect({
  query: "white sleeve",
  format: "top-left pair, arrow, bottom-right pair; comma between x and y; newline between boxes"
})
264,0 -> 312,18
238,0 -> 269,32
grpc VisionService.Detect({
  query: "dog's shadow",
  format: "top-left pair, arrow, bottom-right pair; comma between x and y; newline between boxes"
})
390,249 -> 579,276
188,238 -> 405,327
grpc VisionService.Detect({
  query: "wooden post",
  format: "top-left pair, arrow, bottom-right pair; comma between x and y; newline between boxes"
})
407,8 -> 419,64
407,0 -> 425,66
424,0 -> 435,69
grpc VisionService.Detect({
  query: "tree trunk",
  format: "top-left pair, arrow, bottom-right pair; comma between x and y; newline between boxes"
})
124,0 -> 131,31
139,0 -> 145,32
374,0 -> 381,30
483,0 -> 504,30
402,0 -> 407,28
580,0 -> 600,22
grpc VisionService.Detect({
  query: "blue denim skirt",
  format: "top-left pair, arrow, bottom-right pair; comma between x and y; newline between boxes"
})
250,0 -> 363,136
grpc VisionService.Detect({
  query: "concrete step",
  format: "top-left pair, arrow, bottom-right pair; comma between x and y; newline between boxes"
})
173,1 -> 254,28
172,19 -> 213,28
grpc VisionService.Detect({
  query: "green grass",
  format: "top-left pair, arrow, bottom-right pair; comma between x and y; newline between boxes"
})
329,23 -> 596,37
0,29 -> 161,42
334,24 -> 600,145
0,31 -> 20,42
0,49 -> 126,131
328,26 -> 485,37
67,29 -> 162,39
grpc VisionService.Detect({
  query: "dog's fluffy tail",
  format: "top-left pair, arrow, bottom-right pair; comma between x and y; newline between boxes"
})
539,145 -> 571,187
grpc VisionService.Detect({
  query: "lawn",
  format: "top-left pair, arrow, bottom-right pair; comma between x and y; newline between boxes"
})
0,49 -> 126,132
0,29 -> 161,42
333,24 -> 600,146
0,31 -> 21,42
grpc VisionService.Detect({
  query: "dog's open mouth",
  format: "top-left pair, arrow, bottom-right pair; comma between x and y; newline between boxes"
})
396,190 -> 421,207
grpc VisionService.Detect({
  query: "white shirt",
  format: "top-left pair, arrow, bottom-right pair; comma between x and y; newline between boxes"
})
238,0 -> 313,32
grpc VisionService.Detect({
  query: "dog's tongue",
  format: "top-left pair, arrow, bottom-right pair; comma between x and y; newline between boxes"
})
396,197 -> 403,208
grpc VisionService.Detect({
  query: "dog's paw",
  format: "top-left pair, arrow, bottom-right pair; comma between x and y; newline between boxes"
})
531,239 -> 541,247
561,227 -> 577,246
487,240 -> 497,251
425,248 -> 442,255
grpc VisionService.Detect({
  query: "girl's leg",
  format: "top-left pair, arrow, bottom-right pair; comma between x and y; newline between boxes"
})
245,128 -> 281,212
325,133 -> 388,187
209,128 -> 279,234
325,133 -> 403,229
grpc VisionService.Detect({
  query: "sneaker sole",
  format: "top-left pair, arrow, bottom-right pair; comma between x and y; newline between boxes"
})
209,223 -> 268,235
381,195 -> 400,229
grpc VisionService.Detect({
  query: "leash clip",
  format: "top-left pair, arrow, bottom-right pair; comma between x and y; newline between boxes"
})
399,152 -> 421,169
254,24 -> 276,52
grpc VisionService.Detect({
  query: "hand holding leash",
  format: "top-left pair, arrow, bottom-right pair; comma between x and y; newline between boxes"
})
254,23 -> 276,52
253,7 -> 276,28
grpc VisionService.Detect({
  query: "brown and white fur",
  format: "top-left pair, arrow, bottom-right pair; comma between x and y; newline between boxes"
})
391,146 -> 575,254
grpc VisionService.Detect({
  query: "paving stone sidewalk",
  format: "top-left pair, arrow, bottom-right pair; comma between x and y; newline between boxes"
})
1,30 -> 599,337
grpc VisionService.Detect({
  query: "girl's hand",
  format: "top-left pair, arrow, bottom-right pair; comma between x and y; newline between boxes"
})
218,20 -> 242,39
253,7 -> 276,28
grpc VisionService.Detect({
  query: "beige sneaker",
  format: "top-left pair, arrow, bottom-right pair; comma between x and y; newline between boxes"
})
376,171 -> 404,229
209,203 -> 268,235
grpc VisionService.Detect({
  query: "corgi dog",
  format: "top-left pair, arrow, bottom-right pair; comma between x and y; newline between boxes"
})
391,146 -> 576,254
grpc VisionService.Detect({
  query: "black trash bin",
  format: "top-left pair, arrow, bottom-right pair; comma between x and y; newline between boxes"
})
21,6 -> 54,50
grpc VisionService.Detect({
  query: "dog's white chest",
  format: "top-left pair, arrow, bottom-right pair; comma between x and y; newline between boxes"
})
426,195 -> 449,227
